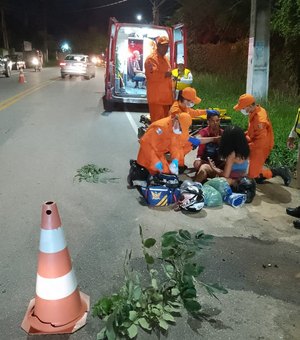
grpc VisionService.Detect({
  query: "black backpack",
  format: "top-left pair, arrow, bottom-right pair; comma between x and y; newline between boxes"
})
127,160 -> 149,187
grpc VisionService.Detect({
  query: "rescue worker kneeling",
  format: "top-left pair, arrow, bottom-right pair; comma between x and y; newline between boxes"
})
137,113 -> 219,175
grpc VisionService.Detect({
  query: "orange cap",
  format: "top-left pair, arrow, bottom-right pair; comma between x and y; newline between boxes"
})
233,94 -> 255,111
182,87 -> 201,105
157,36 -> 169,45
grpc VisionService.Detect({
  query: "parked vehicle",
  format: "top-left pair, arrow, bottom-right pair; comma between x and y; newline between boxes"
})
0,56 -> 12,77
59,54 -> 96,80
103,17 -> 187,111
5,55 -> 26,70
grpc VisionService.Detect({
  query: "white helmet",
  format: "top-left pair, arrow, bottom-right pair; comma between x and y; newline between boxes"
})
179,181 -> 204,211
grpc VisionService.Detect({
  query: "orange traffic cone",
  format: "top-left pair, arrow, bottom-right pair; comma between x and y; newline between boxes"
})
21,201 -> 90,335
18,68 -> 26,83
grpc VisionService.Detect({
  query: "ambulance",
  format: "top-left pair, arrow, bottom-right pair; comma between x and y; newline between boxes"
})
103,17 -> 187,111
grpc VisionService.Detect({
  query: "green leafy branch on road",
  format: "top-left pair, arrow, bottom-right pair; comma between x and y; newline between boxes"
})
93,226 -> 227,340
74,164 -> 119,183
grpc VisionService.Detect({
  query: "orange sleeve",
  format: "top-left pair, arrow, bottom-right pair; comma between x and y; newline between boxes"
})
249,111 -> 271,149
187,108 -> 206,118
145,55 -> 170,82
139,128 -> 164,165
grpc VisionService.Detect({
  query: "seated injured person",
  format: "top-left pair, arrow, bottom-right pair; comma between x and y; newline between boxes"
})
207,125 -> 250,187
193,109 -> 224,182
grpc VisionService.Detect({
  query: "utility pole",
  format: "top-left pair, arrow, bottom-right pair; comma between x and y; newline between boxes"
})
42,0 -> 48,62
149,0 -> 167,25
246,0 -> 271,100
1,7 -> 9,50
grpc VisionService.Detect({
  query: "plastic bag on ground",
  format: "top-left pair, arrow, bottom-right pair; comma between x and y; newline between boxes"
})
224,193 -> 246,208
204,177 -> 232,200
202,185 -> 223,207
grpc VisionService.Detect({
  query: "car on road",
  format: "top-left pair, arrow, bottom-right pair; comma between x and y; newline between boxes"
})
5,54 -> 26,70
0,56 -> 12,77
59,54 -> 96,80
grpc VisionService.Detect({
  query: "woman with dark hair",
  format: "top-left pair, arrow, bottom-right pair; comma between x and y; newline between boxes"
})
208,125 -> 250,186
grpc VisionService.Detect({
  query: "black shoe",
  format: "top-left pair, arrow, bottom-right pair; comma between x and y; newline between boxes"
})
286,206 -> 300,218
293,219 -> 300,229
255,176 -> 266,184
271,166 -> 292,186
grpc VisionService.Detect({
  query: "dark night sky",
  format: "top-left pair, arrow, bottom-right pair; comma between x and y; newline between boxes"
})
0,0 -> 179,53
2,0 -> 178,39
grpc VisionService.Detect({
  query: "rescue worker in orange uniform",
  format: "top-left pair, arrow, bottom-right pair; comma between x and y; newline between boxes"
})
137,113 -> 218,175
144,36 -> 173,123
137,113 -> 192,175
169,87 -> 207,118
233,94 -> 291,186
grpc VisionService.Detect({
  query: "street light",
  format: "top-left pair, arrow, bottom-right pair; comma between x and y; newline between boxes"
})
136,14 -> 142,22
61,42 -> 71,52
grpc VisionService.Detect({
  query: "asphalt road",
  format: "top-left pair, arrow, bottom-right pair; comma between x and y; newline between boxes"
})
0,67 -> 299,340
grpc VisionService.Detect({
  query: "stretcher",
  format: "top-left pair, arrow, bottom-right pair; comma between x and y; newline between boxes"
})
190,108 -> 232,136
138,108 -> 232,139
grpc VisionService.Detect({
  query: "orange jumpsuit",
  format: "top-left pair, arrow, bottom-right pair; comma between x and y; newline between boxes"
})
169,100 -> 206,118
247,105 -> 274,178
145,52 -> 173,122
137,113 -> 192,174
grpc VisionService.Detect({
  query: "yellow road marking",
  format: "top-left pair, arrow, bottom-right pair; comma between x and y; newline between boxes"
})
0,79 -> 58,111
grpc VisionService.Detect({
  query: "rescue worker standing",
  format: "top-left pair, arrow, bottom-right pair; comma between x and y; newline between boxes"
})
233,94 -> 291,186
171,57 -> 193,99
144,36 -> 173,122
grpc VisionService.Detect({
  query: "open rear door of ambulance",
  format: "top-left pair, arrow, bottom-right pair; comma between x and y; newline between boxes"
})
171,24 -> 187,68
103,17 -> 119,111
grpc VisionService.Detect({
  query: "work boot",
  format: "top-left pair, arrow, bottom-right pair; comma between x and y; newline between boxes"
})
271,166 -> 292,186
293,219 -> 300,229
286,206 -> 300,218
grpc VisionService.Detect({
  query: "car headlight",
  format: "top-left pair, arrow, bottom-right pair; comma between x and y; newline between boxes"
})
32,57 -> 39,65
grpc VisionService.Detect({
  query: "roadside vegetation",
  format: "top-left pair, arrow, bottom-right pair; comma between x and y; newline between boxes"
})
93,227 -> 227,340
169,0 -> 300,171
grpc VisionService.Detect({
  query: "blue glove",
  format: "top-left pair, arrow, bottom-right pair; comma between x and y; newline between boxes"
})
155,161 -> 163,172
188,137 -> 201,148
169,159 -> 179,175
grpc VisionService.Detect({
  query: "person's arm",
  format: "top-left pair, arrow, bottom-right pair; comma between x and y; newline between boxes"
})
248,122 -> 268,149
221,152 -> 235,178
207,157 -> 223,176
145,55 -> 170,81
140,128 -> 165,166
179,71 -> 193,85
188,136 -> 221,152
200,136 -> 221,144
186,107 -> 206,118
207,152 -> 235,178
287,125 -> 297,149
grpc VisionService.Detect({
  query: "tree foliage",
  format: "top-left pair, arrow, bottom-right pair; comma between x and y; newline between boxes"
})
170,0 -> 251,43
271,0 -> 300,93
271,0 -> 300,41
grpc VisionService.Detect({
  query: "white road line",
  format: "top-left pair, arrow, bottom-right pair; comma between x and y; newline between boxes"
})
125,111 -> 138,135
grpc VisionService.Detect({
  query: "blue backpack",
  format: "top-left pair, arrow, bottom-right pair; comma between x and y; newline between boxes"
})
140,174 -> 181,206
